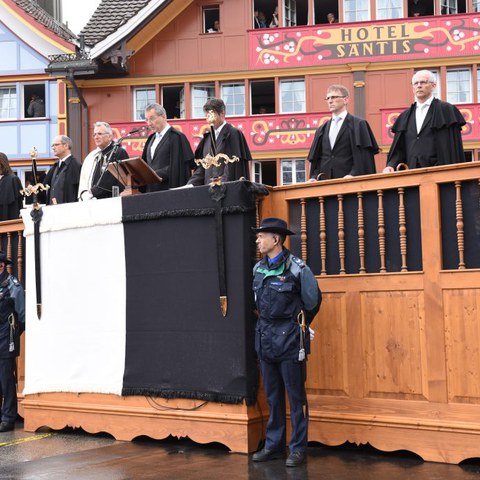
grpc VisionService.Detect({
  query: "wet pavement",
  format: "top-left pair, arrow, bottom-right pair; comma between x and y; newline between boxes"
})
2,420 -> 480,479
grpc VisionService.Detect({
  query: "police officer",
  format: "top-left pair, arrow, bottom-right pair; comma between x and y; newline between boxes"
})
252,218 -> 321,467
0,251 -> 25,432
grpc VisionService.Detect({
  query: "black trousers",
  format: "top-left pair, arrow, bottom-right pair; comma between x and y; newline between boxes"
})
0,357 -> 17,424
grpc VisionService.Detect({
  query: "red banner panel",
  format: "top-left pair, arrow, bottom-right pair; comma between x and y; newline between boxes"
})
249,14 -> 480,69
111,113 -> 332,157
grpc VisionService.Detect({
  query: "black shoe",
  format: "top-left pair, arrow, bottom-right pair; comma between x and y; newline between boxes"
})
286,451 -> 306,467
252,448 -> 285,462
0,422 -> 14,432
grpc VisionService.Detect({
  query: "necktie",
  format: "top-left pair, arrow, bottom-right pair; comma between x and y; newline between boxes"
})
150,132 -> 162,158
417,103 -> 429,133
329,116 -> 341,148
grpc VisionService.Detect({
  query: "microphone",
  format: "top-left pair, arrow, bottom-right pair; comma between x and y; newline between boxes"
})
116,127 -> 143,144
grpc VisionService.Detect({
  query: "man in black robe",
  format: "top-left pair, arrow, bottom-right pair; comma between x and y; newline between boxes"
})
187,98 -> 251,186
384,70 -> 466,173
142,103 -> 194,193
43,135 -> 81,205
307,84 -> 378,181
78,122 -> 129,200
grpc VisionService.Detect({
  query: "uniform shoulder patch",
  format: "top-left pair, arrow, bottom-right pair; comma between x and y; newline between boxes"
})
291,255 -> 305,267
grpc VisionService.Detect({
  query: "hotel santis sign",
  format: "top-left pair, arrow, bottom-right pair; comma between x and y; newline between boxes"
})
250,14 -> 480,68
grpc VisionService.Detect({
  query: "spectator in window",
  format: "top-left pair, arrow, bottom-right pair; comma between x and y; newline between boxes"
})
327,13 -> 338,23
254,10 -> 261,28
0,153 -> 23,221
27,94 -> 45,118
307,84 -> 378,181
269,7 -> 278,28
384,70 -> 466,172
409,0 -> 427,16
207,20 -> 220,33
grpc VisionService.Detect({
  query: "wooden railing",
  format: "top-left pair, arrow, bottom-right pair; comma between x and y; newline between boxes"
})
0,218 -> 25,285
260,162 -> 480,463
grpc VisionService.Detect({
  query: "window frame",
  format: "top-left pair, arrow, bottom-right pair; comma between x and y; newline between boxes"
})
280,158 -> 306,186
221,82 -> 245,116
446,67 -> 472,104
0,84 -> 17,120
279,78 -> 306,114
133,87 -> 156,121
191,83 -> 216,118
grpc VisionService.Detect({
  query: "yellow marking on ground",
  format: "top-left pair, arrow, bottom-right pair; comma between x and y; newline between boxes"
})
0,432 -> 55,447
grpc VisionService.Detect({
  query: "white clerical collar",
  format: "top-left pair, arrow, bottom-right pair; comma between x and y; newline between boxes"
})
158,124 -> 170,137
215,121 -> 227,137
332,111 -> 347,121
417,96 -> 433,109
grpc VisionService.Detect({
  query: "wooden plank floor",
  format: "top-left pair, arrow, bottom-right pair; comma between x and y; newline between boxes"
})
2,421 -> 480,479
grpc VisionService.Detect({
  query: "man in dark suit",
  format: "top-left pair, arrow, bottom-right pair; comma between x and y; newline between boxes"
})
384,70 -> 466,172
187,98 -> 251,186
44,135 -> 81,205
307,84 -> 378,182
142,103 -> 194,192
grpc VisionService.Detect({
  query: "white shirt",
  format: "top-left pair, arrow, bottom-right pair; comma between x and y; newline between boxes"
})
329,111 -> 347,148
416,97 -> 432,133
214,121 -> 227,140
150,124 -> 170,158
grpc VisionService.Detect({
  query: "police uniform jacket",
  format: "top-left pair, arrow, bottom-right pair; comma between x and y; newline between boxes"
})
253,249 -> 321,362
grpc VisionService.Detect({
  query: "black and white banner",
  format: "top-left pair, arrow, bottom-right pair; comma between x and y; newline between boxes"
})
22,182 -> 258,405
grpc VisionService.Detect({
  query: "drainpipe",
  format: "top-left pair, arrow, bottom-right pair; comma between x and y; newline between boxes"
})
66,70 -> 89,159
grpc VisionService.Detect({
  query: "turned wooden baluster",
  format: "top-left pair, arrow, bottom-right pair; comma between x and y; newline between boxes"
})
338,194 -> 345,274
17,230 -> 23,284
377,189 -> 386,273
319,196 -> 327,275
357,192 -> 366,274
6,231 -> 12,274
300,198 -> 307,262
398,187 -> 408,272
455,180 -> 466,269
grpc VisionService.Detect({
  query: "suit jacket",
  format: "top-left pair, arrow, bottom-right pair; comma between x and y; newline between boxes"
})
387,98 -> 466,169
141,127 -> 194,192
44,155 -> 81,205
188,123 -> 251,186
308,113 -> 378,180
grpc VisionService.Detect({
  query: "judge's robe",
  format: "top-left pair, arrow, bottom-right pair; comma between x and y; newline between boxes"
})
308,113 -> 378,180
188,123 -> 251,185
141,127 -> 194,193
387,98 -> 466,170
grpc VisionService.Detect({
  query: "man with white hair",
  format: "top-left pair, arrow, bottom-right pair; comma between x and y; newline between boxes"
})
384,70 -> 466,172
78,121 -> 129,200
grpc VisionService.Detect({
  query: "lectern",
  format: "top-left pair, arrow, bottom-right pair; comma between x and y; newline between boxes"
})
107,157 -> 162,195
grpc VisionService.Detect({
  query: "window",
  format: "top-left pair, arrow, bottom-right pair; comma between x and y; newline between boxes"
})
281,159 -> 306,185
0,86 -> 16,119
203,5 -> 220,33
314,0 -> 339,24
284,0 -> 297,26
377,0 -> 403,19
134,88 -> 156,121
440,0 -> 466,14
251,79 -> 275,114
192,83 -> 215,118
344,0 -> 369,21
447,68 -> 471,103
24,84 -> 46,118
221,83 -> 245,116
280,79 -> 305,113
252,161 -> 262,184
475,0 -> 480,12
162,85 -> 184,119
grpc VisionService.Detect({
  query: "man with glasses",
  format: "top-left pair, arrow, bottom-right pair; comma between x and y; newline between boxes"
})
384,70 -> 466,172
43,135 -> 81,205
142,103 -> 194,192
307,84 -> 378,181
78,122 -> 129,200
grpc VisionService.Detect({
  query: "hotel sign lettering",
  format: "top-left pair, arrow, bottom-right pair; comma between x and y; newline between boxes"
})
249,14 -> 480,68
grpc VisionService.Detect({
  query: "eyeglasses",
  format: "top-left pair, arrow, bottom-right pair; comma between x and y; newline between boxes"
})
325,95 -> 346,101
51,143 -> 64,147
412,81 -> 433,86
93,132 -> 109,137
